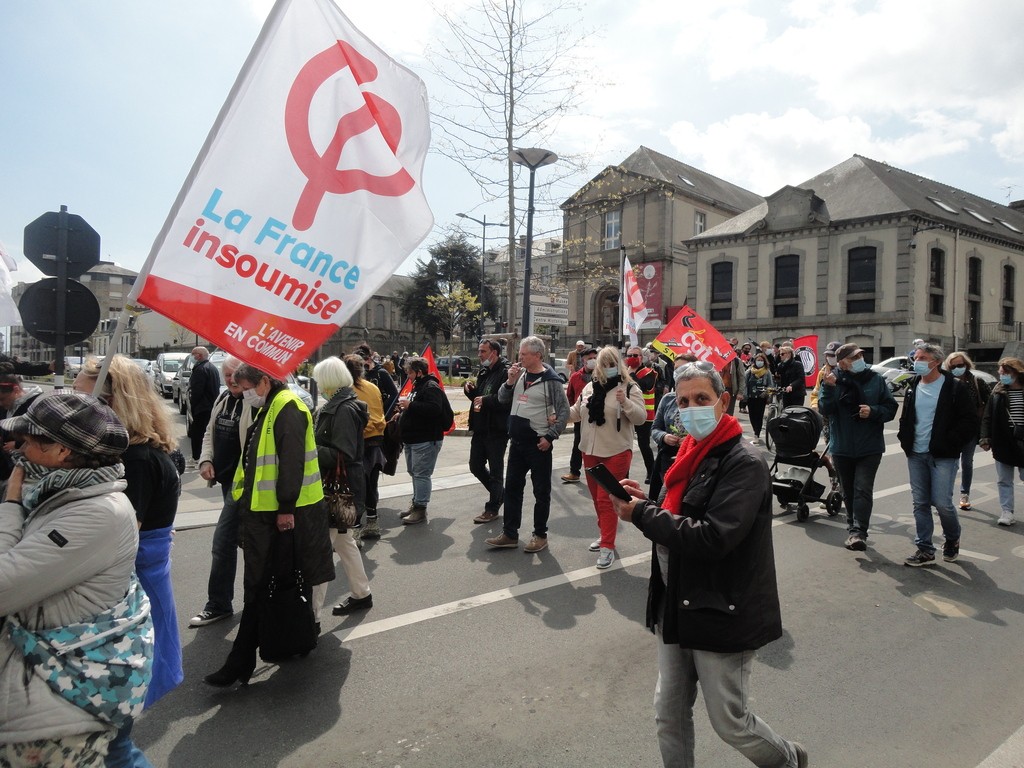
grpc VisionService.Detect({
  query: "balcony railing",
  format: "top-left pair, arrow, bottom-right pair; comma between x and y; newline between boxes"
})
966,322 -> 1024,344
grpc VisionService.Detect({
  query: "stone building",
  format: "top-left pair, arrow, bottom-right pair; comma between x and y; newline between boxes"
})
685,155 -> 1024,363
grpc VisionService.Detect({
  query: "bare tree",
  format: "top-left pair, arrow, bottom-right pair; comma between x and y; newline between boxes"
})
427,0 -> 595,330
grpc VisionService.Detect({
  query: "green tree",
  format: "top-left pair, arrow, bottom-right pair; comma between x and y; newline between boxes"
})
398,233 -> 498,338
428,282 -> 482,373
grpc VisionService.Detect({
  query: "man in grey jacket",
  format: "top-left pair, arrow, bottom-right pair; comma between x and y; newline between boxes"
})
486,336 -> 568,553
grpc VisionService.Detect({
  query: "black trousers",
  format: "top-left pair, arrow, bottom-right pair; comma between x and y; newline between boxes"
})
569,422 -> 582,475
468,432 -> 509,513
636,421 -> 655,478
747,398 -> 768,438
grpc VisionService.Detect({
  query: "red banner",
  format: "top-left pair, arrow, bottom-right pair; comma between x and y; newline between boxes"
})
650,305 -> 736,372
793,334 -> 819,388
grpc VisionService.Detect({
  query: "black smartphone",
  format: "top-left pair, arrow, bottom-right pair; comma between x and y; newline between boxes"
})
585,463 -> 633,501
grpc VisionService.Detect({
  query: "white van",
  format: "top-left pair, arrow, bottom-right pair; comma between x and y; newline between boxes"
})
153,352 -> 190,398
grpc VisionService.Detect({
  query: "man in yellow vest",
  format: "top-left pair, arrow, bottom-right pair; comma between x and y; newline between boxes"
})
205,364 -> 334,685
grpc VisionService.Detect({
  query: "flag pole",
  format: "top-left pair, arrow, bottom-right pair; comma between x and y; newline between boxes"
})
90,303 -> 142,398
619,245 -> 626,350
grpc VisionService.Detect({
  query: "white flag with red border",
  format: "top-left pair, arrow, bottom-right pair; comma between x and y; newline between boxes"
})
622,256 -> 649,346
132,0 -> 433,378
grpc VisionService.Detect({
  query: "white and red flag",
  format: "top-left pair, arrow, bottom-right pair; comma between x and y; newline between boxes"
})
622,256 -> 649,346
131,0 -> 433,378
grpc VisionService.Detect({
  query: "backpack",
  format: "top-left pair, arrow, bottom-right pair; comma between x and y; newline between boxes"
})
429,379 -> 455,432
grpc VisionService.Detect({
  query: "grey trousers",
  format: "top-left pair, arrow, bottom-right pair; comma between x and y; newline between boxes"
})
655,629 -> 799,767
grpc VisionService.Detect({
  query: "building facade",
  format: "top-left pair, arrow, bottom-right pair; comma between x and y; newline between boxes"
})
686,155 -> 1024,363
559,146 -> 763,347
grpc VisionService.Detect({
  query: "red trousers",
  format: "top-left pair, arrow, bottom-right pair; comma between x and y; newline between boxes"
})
583,449 -> 632,550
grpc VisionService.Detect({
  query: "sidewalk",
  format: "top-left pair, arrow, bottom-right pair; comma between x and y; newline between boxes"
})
174,385 -> 577,529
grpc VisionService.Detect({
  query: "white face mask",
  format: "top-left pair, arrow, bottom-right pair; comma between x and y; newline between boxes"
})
242,388 -> 266,408
585,359 -> 597,371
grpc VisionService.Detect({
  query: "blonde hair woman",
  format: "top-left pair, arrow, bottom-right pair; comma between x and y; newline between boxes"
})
74,355 -> 183,760
568,345 -> 646,569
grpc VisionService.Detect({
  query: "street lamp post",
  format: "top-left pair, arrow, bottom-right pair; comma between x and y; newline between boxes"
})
456,212 -> 502,336
510,147 -> 557,338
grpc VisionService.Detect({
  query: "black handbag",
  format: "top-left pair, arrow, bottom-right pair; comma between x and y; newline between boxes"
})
257,531 -> 317,663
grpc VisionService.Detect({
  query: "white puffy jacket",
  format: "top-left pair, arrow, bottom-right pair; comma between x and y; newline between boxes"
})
0,481 -> 138,743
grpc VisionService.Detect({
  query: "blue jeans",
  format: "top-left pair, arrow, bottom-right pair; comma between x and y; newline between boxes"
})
654,626 -> 800,767
832,453 -> 882,537
502,438 -> 554,540
995,460 -> 1024,515
404,440 -> 442,507
906,452 -> 961,553
204,484 -> 239,614
959,438 -> 978,494
105,720 -> 153,768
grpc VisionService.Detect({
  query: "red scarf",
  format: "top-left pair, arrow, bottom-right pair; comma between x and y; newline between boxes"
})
662,414 -> 743,515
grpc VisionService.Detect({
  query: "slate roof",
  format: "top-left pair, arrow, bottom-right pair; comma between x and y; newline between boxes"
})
693,155 -> 1024,245
563,145 -> 764,214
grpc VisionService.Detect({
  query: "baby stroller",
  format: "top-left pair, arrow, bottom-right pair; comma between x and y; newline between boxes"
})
766,406 -> 842,522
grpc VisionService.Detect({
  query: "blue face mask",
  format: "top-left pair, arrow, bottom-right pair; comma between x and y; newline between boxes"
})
913,360 -> 932,376
951,366 -> 966,377
679,400 -> 721,441
850,358 -> 867,374
604,367 -> 619,379
1000,374 -> 1014,386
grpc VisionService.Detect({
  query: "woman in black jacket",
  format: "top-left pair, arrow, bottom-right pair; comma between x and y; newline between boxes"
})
980,356 -> 1024,527
776,345 -> 806,408
946,350 -> 990,511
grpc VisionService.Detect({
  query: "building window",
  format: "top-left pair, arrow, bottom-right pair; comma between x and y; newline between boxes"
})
773,254 -> 799,318
846,246 -> 876,314
603,210 -> 621,250
694,211 -> 707,235
968,257 -> 982,296
1002,264 -> 1016,326
709,261 -> 733,321
928,247 -> 945,318
374,303 -> 386,327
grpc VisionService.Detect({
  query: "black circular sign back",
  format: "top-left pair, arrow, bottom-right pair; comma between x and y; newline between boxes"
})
18,278 -> 101,346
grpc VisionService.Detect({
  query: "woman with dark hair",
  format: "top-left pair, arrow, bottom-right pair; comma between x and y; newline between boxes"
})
980,356 -> 1024,527
204,364 -> 334,687
776,345 -> 806,408
739,351 -> 775,445
0,393 -> 149,766
343,354 -> 387,539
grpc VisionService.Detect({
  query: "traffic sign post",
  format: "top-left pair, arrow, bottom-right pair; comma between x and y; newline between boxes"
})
21,206 -> 101,378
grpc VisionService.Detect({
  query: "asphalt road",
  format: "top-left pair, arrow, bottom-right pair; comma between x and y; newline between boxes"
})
132,393 -> 1024,768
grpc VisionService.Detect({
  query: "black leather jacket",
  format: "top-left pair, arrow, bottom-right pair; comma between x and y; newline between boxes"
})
631,435 -> 783,652
463,357 -> 511,436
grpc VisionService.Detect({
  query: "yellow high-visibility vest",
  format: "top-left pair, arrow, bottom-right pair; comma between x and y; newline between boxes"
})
232,388 -> 324,510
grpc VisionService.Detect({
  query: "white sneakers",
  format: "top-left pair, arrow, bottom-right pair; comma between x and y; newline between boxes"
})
596,547 -> 615,569
998,512 -> 1016,526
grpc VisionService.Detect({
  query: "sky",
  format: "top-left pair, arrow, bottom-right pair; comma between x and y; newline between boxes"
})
2,0 -> 1023,289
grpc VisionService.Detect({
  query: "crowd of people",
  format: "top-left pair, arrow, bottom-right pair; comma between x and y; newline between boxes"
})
2,330 -> 1023,767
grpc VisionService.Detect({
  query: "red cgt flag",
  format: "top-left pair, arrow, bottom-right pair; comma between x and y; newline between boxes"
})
651,305 -> 736,371
399,343 -> 456,434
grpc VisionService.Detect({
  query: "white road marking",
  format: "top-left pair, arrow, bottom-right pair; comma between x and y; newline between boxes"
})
975,721 -> 1024,768
334,551 -> 653,642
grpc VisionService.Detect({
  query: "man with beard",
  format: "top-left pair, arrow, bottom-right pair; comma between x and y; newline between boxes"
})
463,339 -> 511,523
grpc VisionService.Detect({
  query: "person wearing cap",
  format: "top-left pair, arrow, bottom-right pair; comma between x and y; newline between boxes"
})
205,364 -> 335,687
561,346 -> 598,483
566,339 -> 587,373
0,392 -> 152,766
897,342 -> 978,566
819,343 -> 898,551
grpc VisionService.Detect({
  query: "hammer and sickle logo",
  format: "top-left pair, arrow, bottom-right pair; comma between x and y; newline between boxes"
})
285,41 -> 414,231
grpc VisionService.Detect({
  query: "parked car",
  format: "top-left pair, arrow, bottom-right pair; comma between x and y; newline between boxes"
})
553,357 -> 569,383
64,356 -> 85,377
435,356 -> 473,378
131,358 -> 152,375
172,355 -> 197,412
153,352 -> 190,398
870,355 -> 913,395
